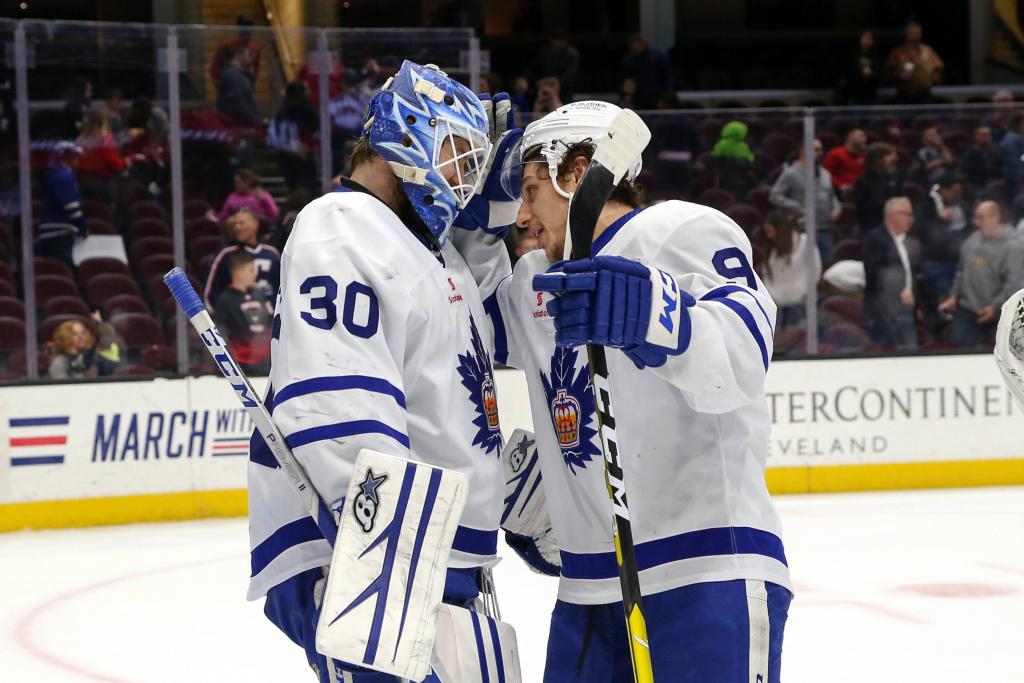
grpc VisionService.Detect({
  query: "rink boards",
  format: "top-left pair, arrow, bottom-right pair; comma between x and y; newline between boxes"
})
3,354 -> 1024,531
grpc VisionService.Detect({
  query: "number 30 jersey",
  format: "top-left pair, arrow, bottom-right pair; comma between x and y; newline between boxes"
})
468,200 -> 792,604
246,187 -> 504,600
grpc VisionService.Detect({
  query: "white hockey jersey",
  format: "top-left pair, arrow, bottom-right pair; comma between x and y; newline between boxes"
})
462,200 -> 791,605
247,187 -> 504,600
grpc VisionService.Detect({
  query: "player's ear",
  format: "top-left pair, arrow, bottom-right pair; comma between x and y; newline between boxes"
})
570,155 -> 589,182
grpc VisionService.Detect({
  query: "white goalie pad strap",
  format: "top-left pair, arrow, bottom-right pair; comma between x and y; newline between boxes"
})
500,429 -> 548,538
591,108 -> 651,184
431,604 -> 522,683
388,161 -> 429,185
645,268 -> 683,350
315,449 -> 468,682
995,289 -> 1024,409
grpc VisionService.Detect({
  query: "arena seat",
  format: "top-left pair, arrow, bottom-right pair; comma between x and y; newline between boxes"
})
86,274 -> 142,308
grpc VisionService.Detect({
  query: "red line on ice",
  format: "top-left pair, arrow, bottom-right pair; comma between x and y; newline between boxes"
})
13,555 -> 237,682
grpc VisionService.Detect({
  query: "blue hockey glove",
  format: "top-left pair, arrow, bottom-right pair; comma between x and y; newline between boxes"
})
453,92 -> 523,236
532,255 -> 696,368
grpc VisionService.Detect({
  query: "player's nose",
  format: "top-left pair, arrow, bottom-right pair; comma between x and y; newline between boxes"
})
515,202 -> 532,230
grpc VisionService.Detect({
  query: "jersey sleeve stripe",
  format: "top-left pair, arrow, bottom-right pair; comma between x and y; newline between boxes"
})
284,419 -> 410,450
559,526 -> 787,580
701,290 -> 770,370
702,284 -> 775,334
250,516 -> 325,577
452,525 -> 498,557
274,375 -> 407,410
483,289 -> 509,366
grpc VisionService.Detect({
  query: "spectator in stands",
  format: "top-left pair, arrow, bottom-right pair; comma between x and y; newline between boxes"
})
959,126 -> 1003,191
617,78 -> 637,108
528,31 -> 580,102
983,89 -> 1015,143
759,210 -> 821,328
916,173 -> 969,314
509,76 -> 531,115
217,46 -> 260,126
854,142 -> 901,233
916,126 -> 955,185
621,33 -> 672,110
862,197 -> 920,350
822,128 -> 867,191
62,77 -> 92,138
36,142 -> 86,273
769,138 -> 841,261
840,30 -> 879,106
709,120 -> 756,199
214,251 -> 273,375
939,201 -> 1024,347
268,188 -> 312,253
533,77 -> 564,115
103,89 -> 124,138
204,207 -> 281,310
75,109 -> 128,211
210,15 -> 262,86
213,169 -> 279,224
125,97 -> 169,143
271,80 -> 318,190
885,21 -> 944,104
1000,113 -> 1024,199
48,315 -> 122,380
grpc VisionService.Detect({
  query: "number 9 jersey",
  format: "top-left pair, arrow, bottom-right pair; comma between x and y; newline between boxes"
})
246,185 -> 504,600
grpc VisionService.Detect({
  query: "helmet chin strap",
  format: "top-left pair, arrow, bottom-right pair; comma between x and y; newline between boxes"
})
561,191 -> 575,261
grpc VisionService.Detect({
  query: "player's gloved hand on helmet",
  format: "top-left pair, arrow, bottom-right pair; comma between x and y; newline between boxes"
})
453,92 -> 523,236
532,255 -> 696,369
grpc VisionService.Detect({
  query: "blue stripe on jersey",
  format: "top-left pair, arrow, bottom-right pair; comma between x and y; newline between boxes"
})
559,526 -> 787,581
702,284 -> 775,334
453,525 -> 498,557
483,287 -> 509,366
590,207 -> 646,256
250,516 -> 325,577
701,290 -> 769,370
469,610 -> 491,683
284,419 -> 411,450
274,375 -> 407,410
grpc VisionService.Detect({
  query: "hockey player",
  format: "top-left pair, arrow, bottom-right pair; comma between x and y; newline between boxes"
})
456,101 -> 792,682
246,61 -> 509,682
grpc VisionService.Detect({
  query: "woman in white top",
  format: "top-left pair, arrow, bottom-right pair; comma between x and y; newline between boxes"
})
760,209 -> 823,327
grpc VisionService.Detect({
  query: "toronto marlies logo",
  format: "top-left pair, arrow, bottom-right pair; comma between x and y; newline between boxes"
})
352,468 -> 388,533
540,347 -> 599,474
510,432 -> 534,473
457,315 -> 502,456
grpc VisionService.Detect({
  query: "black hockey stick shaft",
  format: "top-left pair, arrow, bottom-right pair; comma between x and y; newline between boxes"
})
569,155 -> 653,682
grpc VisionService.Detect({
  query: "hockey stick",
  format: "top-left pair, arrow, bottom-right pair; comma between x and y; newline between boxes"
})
163,267 -> 339,545
566,109 -> 654,683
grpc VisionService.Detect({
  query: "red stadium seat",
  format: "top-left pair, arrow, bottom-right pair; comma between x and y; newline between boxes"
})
114,364 -> 156,377
0,261 -> 12,285
34,257 -> 73,280
186,217 -> 222,242
831,238 -> 862,262
185,199 -> 213,221
137,254 -> 177,284
129,236 -> 174,266
86,218 -> 118,235
725,203 -> 764,235
128,218 -> 170,242
822,321 -> 872,351
0,316 -> 26,350
0,279 -> 14,298
44,295 -> 92,319
81,199 -> 112,222
140,344 -> 179,371
128,200 -> 168,224
188,234 -> 225,259
759,132 -> 797,162
745,185 -> 772,213
85,274 -> 142,309
820,296 -> 864,326
110,312 -> 164,349
35,275 -> 79,303
104,293 -> 151,318
77,257 -> 132,285
752,153 -> 779,180
697,188 -> 735,212
773,326 -> 807,355
5,347 -> 51,377
0,220 -> 11,250
0,296 -> 25,320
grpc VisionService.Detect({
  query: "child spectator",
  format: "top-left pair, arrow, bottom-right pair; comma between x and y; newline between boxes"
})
204,207 -> 281,310
48,315 -> 122,379
37,142 -> 86,272
759,210 -> 821,328
212,168 -> 279,224
214,251 -> 273,375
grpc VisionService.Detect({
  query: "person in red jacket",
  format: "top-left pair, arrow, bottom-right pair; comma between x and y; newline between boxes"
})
75,109 -> 130,210
822,128 -> 866,190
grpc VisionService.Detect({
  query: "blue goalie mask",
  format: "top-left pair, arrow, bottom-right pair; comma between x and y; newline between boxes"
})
362,61 -> 491,245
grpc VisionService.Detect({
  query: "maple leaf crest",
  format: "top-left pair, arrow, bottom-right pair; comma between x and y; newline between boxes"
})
457,314 -> 502,456
540,346 -> 599,474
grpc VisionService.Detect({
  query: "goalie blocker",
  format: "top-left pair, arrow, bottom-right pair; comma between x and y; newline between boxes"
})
265,449 -> 521,683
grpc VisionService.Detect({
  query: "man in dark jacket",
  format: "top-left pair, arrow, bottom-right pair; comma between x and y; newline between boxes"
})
37,142 -> 86,272
621,34 -> 673,110
914,174 -> 969,317
862,196 -> 920,350
217,46 -> 260,125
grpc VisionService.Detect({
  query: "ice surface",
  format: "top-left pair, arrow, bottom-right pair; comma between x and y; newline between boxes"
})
2,486 -> 1022,682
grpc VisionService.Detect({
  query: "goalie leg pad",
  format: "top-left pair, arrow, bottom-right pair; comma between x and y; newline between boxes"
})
501,429 -> 561,575
431,604 -> 523,683
316,449 -> 468,682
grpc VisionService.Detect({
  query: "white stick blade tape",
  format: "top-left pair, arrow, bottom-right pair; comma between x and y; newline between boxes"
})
315,449 -> 468,681
592,108 -> 652,184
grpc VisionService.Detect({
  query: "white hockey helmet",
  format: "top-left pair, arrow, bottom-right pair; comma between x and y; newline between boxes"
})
501,100 -> 644,199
